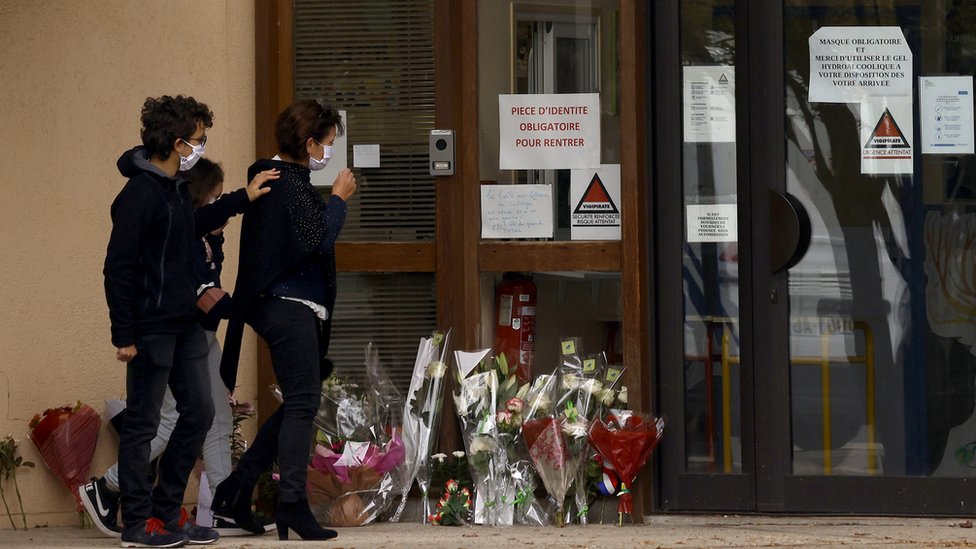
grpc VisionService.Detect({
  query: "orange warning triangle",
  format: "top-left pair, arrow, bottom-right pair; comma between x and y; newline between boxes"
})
574,173 -> 619,214
864,108 -> 910,149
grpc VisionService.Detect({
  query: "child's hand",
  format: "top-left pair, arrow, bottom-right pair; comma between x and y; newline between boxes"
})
246,169 -> 279,201
331,168 -> 357,201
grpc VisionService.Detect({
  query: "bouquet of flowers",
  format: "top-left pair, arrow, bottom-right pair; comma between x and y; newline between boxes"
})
428,479 -> 472,526
28,402 -> 100,516
304,344 -> 406,526
554,338 -> 607,525
391,329 -> 452,523
588,412 -> 665,525
453,348 -> 499,524
521,369 -> 589,527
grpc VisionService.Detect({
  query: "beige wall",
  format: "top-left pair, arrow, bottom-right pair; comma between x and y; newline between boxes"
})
0,0 -> 259,528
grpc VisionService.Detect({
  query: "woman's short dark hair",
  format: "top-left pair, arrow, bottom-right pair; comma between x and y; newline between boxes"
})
275,99 -> 344,161
184,158 -> 225,208
141,95 -> 214,161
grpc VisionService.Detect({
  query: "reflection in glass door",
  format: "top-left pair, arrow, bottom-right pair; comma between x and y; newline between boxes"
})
785,1 -> 976,482
663,0 -> 976,514
680,0 -> 740,475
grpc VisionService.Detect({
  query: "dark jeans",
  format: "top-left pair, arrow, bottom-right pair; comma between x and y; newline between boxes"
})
236,297 -> 326,503
118,324 -> 214,526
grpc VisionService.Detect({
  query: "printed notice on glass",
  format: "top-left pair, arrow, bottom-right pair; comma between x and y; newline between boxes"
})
570,164 -> 621,241
310,110 -> 348,187
861,96 -> 914,174
683,66 -> 735,143
481,184 -> 553,239
808,27 -> 912,103
920,76 -> 975,155
498,93 -> 601,170
686,204 -> 737,243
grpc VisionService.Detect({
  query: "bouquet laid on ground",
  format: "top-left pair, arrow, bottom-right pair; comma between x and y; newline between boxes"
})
453,348 -> 499,524
392,329 -> 452,523
304,344 -> 406,526
28,402 -> 100,517
428,479 -> 472,526
521,366 -> 590,527
588,412 -> 665,525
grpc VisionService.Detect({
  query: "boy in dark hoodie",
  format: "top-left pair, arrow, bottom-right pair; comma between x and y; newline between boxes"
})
87,158 -> 277,540
103,95 -> 229,548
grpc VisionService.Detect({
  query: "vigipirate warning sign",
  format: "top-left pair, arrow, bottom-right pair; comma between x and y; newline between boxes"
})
571,164 -> 621,240
861,96 -> 913,175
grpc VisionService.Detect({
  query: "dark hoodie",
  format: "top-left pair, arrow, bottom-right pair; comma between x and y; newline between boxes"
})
104,147 -> 250,348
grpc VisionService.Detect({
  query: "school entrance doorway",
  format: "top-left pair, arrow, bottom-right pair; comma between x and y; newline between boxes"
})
655,0 -> 976,513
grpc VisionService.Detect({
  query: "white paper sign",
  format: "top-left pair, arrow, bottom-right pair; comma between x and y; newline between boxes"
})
861,96 -> 913,174
498,93 -> 600,170
480,184 -> 553,239
686,204 -> 737,243
570,164 -> 621,240
809,27 -> 912,103
353,144 -> 380,168
683,66 -> 735,143
310,110 -> 348,187
920,76 -> 975,155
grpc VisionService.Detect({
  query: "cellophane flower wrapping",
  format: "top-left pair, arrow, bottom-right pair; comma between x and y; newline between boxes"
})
304,343 -> 406,527
454,348 -> 537,526
553,338 -> 608,525
587,412 -> 665,525
522,367 -> 592,527
391,328 -> 452,523
28,402 -> 100,512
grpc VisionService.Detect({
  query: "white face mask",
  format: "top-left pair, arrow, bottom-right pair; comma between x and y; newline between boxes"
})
308,140 -> 334,171
178,140 -> 206,172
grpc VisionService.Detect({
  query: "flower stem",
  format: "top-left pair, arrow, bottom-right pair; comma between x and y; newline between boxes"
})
0,482 -> 15,530
12,472 -> 26,529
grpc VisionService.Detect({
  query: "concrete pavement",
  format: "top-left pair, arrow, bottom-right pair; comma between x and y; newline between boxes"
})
2,515 -> 976,548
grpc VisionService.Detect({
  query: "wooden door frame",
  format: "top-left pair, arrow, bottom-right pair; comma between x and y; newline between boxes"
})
254,0 -> 651,514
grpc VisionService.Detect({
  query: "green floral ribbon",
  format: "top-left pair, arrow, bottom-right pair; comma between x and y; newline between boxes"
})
565,401 -> 578,423
513,490 -> 527,507
576,505 -> 589,518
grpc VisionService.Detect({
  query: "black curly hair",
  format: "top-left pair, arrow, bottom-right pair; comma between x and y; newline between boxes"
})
274,99 -> 344,161
140,95 -> 214,161
183,158 -> 225,208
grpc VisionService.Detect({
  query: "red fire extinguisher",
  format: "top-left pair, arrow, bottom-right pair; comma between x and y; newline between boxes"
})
495,272 -> 536,384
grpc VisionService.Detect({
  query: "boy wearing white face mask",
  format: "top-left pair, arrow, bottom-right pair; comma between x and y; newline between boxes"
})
86,158 -> 277,541
102,95 -> 224,548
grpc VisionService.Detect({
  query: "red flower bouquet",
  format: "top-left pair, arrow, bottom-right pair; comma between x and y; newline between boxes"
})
588,413 -> 665,525
28,402 -> 100,512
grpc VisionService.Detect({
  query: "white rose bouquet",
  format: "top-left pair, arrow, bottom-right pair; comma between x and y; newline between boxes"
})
391,329 -> 452,523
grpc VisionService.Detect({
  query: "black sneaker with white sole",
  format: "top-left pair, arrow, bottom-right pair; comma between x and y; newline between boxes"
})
120,518 -> 188,548
78,476 -> 122,537
164,508 -> 219,545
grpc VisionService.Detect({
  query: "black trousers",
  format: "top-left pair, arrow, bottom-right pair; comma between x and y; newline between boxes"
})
236,297 -> 326,503
118,324 -> 214,526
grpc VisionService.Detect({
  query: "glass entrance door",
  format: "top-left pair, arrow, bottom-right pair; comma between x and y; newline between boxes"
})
659,0 -> 976,514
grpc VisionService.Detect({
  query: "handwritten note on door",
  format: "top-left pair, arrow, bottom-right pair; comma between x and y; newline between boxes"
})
480,184 -> 553,239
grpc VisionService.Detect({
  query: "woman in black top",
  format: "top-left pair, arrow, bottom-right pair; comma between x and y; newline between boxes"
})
214,99 -> 357,541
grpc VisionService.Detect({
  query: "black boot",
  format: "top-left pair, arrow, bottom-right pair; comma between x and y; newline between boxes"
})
275,499 -> 337,541
212,473 -> 264,535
